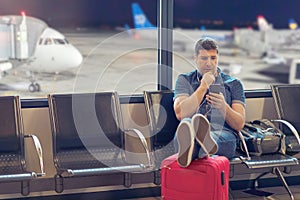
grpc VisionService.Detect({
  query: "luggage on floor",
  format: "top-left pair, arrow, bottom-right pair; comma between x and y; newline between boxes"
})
161,153 -> 230,200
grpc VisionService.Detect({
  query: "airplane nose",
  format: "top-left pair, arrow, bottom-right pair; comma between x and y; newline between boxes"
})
59,45 -> 82,70
71,47 -> 83,67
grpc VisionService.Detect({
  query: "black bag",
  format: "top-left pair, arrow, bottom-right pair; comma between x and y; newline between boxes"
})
239,119 -> 286,156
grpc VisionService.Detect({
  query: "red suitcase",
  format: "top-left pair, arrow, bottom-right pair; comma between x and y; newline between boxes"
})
161,153 -> 230,200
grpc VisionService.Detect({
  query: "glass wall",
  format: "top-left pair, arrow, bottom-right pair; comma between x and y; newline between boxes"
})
0,1 -> 158,97
173,0 -> 300,90
1,0 -> 299,97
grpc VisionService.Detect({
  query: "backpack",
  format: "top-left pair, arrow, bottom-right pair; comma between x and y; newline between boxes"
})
238,119 -> 286,156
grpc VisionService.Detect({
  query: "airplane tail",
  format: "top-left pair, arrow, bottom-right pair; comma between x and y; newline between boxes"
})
131,3 -> 155,29
257,15 -> 272,31
289,18 -> 298,30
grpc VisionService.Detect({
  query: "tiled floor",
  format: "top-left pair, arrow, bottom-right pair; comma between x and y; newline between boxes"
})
124,185 -> 300,200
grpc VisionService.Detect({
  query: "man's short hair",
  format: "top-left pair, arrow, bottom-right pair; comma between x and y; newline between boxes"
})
194,37 -> 219,56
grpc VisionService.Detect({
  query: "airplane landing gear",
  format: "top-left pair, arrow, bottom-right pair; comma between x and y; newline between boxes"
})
28,71 -> 41,92
28,83 -> 41,92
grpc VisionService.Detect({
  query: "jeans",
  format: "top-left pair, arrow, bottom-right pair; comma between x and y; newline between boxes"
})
174,122 -> 237,160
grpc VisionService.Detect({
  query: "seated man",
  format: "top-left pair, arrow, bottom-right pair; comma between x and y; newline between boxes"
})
173,37 -> 246,167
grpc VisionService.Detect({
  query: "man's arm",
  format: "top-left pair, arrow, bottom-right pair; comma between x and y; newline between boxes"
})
206,93 -> 245,132
174,85 -> 206,120
222,103 -> 245,132
174,72 -> 215,120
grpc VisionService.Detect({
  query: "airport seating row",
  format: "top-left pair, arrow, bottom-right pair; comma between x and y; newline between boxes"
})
48,92 -> 153,193
0,92 -> 154,196
0,85 -> 300,198
144,88 -> 300,200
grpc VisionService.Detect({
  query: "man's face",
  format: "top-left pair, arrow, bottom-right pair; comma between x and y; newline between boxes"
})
194,49 -> 218,75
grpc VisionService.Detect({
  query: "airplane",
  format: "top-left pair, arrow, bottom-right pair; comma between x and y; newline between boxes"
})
130,3 -> 234,52
257,15 -> 273,31
130,3 -> 290,66
233,15 -> 300,58
232,27 -> 269,57
258,15 -> 299,31
257,15 -> 300,45
0,12 -> 83,92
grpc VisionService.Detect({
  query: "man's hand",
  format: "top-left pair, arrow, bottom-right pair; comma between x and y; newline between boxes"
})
206,92 -> 226,113
200,72 -> 215,89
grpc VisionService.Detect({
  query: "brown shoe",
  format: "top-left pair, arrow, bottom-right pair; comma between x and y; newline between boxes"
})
192,114 -> 218,155
176,120 -> 194,167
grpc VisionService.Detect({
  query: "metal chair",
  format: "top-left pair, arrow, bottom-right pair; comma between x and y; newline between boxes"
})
235,129 -> 298,200
235,85 -> 300,199
0,96 -> 44,196
271,84 -> 300,154
48,92 -> 152,193
143,90 -> 179,185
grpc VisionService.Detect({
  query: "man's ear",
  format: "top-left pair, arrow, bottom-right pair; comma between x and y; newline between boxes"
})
193,54 -> 197,63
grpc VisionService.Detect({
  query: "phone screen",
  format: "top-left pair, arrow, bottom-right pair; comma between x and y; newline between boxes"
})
209,84 -> 221,93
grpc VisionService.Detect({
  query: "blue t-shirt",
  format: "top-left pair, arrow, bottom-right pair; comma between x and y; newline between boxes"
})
174,68 -> 245,132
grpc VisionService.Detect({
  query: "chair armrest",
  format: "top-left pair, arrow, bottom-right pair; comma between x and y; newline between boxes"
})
24,134 -> 45,177
125,128 -> 154,169
237,131 -> 251,160
271,119 -> 300,145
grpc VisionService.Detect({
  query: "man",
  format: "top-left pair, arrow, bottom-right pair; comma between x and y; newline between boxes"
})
173,37 -> 245,167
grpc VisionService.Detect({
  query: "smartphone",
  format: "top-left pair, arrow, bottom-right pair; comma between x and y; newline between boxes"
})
209,84 -> 221,94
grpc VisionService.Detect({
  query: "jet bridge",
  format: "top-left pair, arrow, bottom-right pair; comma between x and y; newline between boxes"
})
0,13 -> 47,75
0,13 -> 47,61
0,23 -> 13,74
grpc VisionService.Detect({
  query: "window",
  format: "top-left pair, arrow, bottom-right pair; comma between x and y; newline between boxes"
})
0,1 -> 157,97
296,64 -> 300,79
44,38 -> 52,45
2,1 -> 294,97
173,1 -> 297,90
53,39 -> 66,45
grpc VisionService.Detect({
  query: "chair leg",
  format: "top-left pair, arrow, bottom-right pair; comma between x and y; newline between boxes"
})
274,167 -> 294,200
124,172 -> 132,188
21,180 -> 30,196
228,187 -> 235,200
252,172 -> 269,189
154,170 -> 161,185
55,174 -> 64,193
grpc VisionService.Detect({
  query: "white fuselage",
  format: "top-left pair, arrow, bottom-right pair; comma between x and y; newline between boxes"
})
23,27 -> 83,73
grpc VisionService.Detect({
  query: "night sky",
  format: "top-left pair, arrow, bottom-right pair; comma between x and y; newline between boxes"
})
0,0 -> 299,30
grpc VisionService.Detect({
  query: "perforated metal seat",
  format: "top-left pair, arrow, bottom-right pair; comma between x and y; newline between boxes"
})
48,92 -> 152,193
243,154 -> 298,169
236,119 -> 299,200
0,96 -> 44,195
271,84 -> 300,154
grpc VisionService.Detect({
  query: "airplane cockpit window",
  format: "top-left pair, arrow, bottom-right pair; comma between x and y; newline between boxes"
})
38,38 -> 43,45
44,38 -> 52,45
296,64 -> 300,79
64,39 -> 69,44
53,39 -> 66,45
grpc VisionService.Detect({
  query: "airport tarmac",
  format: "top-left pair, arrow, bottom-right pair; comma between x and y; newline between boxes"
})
0,29 -> 293,97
